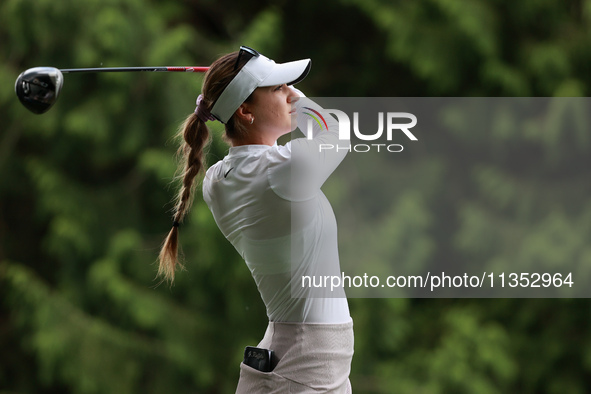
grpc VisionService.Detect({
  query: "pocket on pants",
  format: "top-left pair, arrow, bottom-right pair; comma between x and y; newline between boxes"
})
236,362 -> 289,393
237,362 -> 322,394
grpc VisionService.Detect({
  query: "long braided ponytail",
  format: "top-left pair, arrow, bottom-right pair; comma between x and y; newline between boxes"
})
157,113 -> 209,283
157,50 -> 253,283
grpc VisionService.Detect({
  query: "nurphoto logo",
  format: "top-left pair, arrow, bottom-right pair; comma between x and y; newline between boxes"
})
305,109 -> 418,153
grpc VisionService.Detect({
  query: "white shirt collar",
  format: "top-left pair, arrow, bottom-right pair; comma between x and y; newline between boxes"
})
227,143 -> 277,158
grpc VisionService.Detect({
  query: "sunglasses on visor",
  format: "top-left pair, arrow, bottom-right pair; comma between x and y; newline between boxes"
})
234,46 -> 260,71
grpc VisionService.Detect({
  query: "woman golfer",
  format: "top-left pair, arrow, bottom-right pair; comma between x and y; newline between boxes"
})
158,46 -> 353,393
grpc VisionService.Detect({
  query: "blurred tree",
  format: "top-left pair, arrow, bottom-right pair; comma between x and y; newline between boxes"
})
1,0 -> 591,393
0,0 -> 267,392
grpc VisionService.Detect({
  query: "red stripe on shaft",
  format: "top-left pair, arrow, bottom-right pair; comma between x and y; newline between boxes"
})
166,67 -> 209,72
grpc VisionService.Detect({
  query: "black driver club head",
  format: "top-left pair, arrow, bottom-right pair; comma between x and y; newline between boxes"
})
15,67 -> 63,114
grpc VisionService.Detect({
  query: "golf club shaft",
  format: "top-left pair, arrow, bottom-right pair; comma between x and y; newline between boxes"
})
16,65 -> 210,114
59,66 -> 209,73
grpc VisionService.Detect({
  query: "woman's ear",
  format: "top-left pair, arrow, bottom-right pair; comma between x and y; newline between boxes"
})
235,102 -> 253,123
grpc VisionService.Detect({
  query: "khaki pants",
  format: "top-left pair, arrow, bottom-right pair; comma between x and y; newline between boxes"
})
235,320 -> 354,393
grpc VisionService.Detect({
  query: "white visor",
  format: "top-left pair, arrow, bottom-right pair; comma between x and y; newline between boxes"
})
210,52 -> 311,123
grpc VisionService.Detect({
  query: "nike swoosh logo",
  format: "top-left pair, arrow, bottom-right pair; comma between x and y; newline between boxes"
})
224,167 -> 234,178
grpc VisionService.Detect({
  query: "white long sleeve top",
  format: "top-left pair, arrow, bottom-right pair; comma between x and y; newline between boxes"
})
203,92 -> 351,323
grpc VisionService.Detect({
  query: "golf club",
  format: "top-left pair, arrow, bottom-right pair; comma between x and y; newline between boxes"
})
15,66 -> 209,114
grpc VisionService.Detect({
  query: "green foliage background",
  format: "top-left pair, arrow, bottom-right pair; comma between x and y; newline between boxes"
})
1,0 -> 591,393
